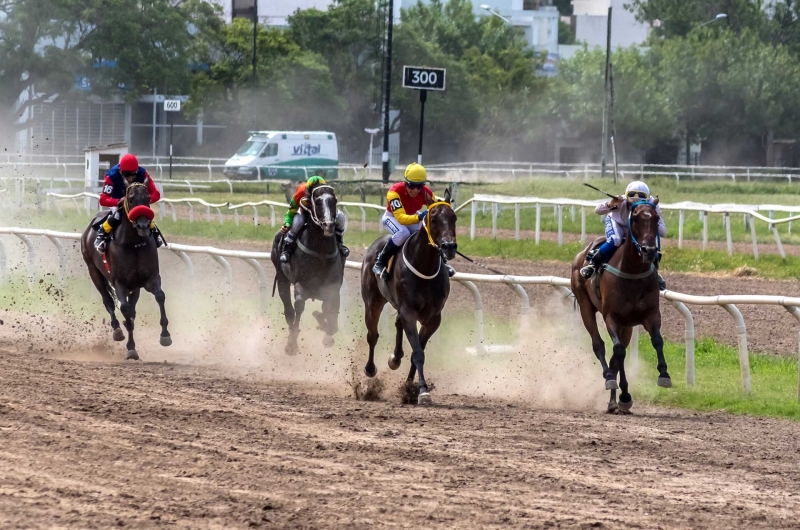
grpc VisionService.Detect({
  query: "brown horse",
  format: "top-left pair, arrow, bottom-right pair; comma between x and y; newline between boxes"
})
571,199 -> 670,414
361,189 -> 457,405
81,182 -> 171,360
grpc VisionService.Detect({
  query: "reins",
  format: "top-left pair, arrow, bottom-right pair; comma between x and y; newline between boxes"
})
402,200 -> 453,280
123,182 -> 149,224
627,200 -> 661,257
304,185 -> 336,228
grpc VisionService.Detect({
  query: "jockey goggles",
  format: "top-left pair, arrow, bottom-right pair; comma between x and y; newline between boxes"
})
627,191 -> 648,199
406,181 -> 425,190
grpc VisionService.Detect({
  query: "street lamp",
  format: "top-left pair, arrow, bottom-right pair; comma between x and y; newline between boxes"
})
698,13 -> 727,27
365,128 -> 380,178
480,4 -> 510,24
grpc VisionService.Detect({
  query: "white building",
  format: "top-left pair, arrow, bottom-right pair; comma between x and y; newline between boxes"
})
572,0 -> 650,49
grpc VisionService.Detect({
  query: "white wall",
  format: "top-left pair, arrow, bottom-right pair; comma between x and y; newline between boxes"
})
574,0 -> 649,48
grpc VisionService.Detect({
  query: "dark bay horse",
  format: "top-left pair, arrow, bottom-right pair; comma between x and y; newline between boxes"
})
361,189 -> 457,405
571,199 -> 670,414
81,182 -> 171,360
271,184 -> 344,354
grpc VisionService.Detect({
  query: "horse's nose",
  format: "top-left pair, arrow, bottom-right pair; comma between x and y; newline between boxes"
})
441,241 -> 457,251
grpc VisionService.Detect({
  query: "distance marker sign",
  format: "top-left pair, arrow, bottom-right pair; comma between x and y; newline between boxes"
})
402,66 -> 446,91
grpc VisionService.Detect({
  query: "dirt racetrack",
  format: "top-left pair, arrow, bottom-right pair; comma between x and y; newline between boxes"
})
2,347 -> 800,529
2,235 -> 800,528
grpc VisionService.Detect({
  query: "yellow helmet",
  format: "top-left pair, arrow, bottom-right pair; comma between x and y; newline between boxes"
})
404,162 -> 427,184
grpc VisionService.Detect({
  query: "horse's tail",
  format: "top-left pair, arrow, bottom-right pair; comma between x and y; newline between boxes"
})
272,274 -> 278,298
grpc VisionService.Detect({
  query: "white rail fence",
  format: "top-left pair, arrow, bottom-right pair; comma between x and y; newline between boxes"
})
462,195 -> 800,259
0,226 -> 799,400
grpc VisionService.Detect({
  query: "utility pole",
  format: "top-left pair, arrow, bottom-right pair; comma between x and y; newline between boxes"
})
600,6 -> 612,179
252,0 -> 258,128
381,0 -> 394,183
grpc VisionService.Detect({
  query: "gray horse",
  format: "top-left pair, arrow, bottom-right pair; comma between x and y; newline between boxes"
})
271,184 -> 345,354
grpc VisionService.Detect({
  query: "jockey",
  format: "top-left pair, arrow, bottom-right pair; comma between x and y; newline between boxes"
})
580,180 -> 667,290
372,162 -> 455,280
279,171 -> 349,263
94,153 -> 164,252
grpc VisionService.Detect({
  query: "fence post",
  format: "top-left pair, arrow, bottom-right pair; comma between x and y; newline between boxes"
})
749,213 -> 758,260
491,202 -> 498,239
15,233 -> 35,289
667,299 -> 696,386
45,235 -> 66,289
171,249 -> 194,276
535,203 -> 541,245
772,224 -> 787,260
678,210 -> 684,249
724,212 -> 733,256
253,205 -> 259,226
784,306 -> 800,402
702,211 -> 708,251
580,207 -> 586,244
455,279 -> 485,354
470,200 -> 477,241
514,203 -> 520,241
0,238 -> 7,284
187,203 -> 194,223
722,304 -> 750,394
243,258 -> 268,313
557,205 -> 563,246
630,326 -> 639,362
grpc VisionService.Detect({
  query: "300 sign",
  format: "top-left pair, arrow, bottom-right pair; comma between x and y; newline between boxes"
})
402,66 -> 446,91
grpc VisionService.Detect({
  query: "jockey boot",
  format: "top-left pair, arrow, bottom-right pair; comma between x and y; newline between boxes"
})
94,230 -> 111,253
336,233 -> 350,258
280,237 -> 297,263
580,248 -> 605,279
658,274 -> 667,291
151,224 -> 166,248
372,240 -> 400,280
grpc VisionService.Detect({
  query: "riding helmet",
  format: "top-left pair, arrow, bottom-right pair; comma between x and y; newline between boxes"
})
404,162 -> 427,184
119,153 -> 139,172
625,180 -> 650,198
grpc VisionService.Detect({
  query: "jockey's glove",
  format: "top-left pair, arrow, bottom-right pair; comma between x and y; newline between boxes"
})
280,224 -> 290,234
417,210 -> 427,222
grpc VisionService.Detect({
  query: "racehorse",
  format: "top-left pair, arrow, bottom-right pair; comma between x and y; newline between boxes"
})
81,182 -> 171,360
361,189 -> 457,405
571,199 -> 670,414
271,183 -> 345,354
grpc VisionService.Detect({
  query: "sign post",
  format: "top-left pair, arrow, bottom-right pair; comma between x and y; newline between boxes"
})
164,99 -> 181,180
403,66 -> 446,165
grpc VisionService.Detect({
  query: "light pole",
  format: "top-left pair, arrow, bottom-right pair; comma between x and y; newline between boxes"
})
365,128 -> 380,179
480,4 -> 510,24
699,13 -> 727,27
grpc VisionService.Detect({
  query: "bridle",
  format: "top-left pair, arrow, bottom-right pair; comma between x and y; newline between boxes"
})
123,182 -> 150,225
627,200 -> 661,257
423,201 -> 454,250
304,185 -> 336,229
401,200 -> 455,280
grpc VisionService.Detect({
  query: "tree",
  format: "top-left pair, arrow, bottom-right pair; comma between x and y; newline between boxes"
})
0,0 -> 219,140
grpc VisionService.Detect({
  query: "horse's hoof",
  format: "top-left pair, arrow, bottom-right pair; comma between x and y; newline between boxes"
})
285,344 -> 299,356
618,398 -> 633,413
364,364 -> 377,378
322,334 -> 334,348
605,379 -> 618,390
159,335 -> 172,347
417,392 -> 432,405
388,355 -> 401,370
606,401 -> 619,414
657,377 -> 673,388
126,350 -> 139,361
112,328 -> 125,342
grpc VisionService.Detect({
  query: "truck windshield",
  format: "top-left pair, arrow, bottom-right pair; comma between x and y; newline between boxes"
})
236,140 -> 266,157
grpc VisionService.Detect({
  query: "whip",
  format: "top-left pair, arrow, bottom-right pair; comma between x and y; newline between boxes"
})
455,250 -> 509,276
583,182 -> 617,199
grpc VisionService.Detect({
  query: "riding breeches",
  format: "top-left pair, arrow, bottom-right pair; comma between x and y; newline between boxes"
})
101,207 -> 122,233
604,215 -> 626,247
381,211 -> 423,246
286,208 -> 346,241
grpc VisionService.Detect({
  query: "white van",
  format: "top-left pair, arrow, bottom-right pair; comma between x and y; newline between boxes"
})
224,131 -> 339,180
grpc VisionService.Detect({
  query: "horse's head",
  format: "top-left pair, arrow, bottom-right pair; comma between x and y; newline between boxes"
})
309,184 -> 338,237
427,188 -> 457,260
629,198 -> 660,263
124,182 -> 153,237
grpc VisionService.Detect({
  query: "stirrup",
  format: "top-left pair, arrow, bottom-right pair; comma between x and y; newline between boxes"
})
94,233 -> 109,253
339,245 -> 350,258
279,251 -> 291,263
580,264 -> 596,279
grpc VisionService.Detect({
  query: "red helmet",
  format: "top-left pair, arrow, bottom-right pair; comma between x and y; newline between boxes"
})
119,153 -> 139,173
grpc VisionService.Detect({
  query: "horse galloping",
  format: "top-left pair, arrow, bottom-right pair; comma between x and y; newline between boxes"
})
571,199 -> 670,414
81,182 -> 171,360
361,189 -> 457,405
271,184 -> 345,354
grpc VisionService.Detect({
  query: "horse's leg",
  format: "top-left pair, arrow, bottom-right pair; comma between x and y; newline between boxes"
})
116,282 -> 139,360
399,309 -> 431,405
286,284 -> 305,355
144,275 -> 171,347
643,319 -> 671,388
618,326 -> 634,414
276,272 -> 295,327
320,290 -> 340,348
87,265 -> 123,341
388,314 -> 404,370
363,293 -> 386,378
577,302 -> 613,388
603,316 -> 630,414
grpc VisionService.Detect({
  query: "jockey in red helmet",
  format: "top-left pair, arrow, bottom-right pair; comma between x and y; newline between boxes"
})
94,153 -> 165,252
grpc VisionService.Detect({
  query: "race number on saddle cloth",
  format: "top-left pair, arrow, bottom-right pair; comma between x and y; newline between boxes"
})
93,153 -> 165,252
279,174 -> 348,263
580,180 -> 668,289
372,162 -> 455,279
